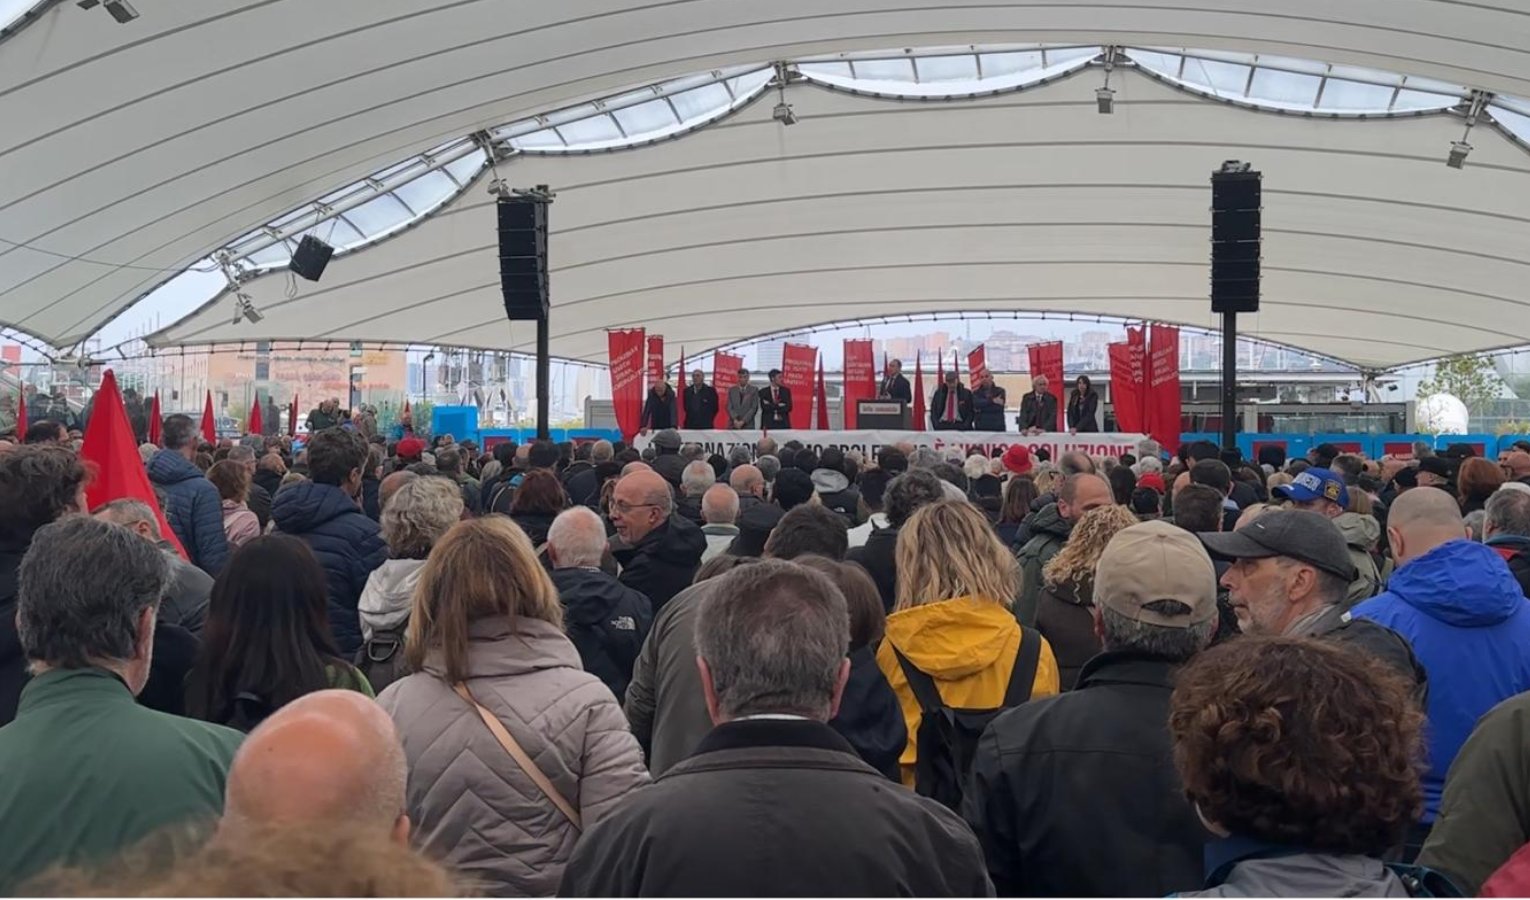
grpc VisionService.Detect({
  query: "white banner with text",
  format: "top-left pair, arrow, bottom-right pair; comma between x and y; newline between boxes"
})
633,430 -> 1147,465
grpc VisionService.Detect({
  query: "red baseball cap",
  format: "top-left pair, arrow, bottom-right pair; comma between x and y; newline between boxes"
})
1138,471 -> 1166,494
396,436 -> 426,461
1002,444 -> 1033,476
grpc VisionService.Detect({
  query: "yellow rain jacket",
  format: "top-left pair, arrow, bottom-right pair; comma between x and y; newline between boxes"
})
877,596 -> 1060,787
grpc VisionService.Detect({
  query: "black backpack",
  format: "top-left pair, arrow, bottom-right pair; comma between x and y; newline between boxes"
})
893,625 -> 1043,811
354,624 -> 410,695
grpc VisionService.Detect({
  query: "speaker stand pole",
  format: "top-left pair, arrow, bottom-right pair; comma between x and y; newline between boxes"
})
1221,310 -> 1237,451
535,313 -> 550,440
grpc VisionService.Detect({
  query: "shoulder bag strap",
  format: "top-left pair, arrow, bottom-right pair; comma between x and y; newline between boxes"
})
1002,625 -> 1044,707
891,648 -> 947,715
452,682 -> 583,833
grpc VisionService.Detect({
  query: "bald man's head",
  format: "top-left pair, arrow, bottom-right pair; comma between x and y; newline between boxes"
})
612,469 -> 673,544
222,691 -> 409,846
620,460 -> 652,477
729,463 -> 764,499
1387,485 -> 1470,567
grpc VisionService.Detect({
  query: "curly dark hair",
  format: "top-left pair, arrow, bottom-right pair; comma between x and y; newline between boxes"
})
0,445 -> 90,543
1169,636 -> 1423,856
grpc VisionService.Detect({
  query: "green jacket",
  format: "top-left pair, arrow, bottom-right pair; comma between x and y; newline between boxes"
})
1014,504 -> 1072,627
1418,690 -> 1530,895
0,668 -> 242,892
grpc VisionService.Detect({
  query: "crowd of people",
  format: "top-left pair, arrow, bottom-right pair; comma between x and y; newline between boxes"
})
7,408 -> 1530,895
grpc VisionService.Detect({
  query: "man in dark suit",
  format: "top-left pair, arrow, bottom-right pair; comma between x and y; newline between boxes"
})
879,359 -> 913,404
1018,375 -> 1059,434
930,371 -> 974,431
760,369 -> 793,430
683,370 -> 719,430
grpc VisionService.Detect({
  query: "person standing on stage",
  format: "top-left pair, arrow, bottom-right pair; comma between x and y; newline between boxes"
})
880,359 -> 913,404
760,370 -> 793,430
683,370 -> 719,431
972,373 -> 1007,432
1017,375 -> 1059,435
727,369 -> 760,429
930,371 -> 975,432
640,378 -> 676,433
1067,376 -> 1100,434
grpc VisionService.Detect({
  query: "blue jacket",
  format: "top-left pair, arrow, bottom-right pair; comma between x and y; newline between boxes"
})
147,450 -> 229,576
1354,539 -> 1530,821
271,481 -> 389,655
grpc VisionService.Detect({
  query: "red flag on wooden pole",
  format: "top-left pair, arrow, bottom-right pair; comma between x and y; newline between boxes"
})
247,393 -> 262,437
199,390 -> 216,445
83,370 -> 186,559
814,354 -> 830,430
912,353 -> 926,432
15,389 -> 26,437
147,392 -> 162,446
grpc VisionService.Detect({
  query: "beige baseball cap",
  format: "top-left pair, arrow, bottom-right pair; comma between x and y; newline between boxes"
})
1093,519 -> 1218,627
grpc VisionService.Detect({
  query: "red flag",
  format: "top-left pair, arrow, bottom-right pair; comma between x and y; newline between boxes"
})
842,339 -> 875,428
607,329 -> 646,441
1146,324 -> 1182,454
967,344 -> 989,384
779,343 -> 817,430
646,335 -> 664,386
199,391 -> 216,445
1108,341 -> 1144,434
936,350 -> 945,384
147,392 -> 162,446
83,370 -> 186,559
712,351 -> 743,429
247,393 -> 263,436
15,389 -> 26,437
912,353 -> 926,432
289,393 -> 299,437
814,354 -> 830,430
1027,341 -> 1065,432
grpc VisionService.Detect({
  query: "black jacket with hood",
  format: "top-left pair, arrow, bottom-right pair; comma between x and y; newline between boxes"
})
551,567 -> 653,704
614,515 -> 706,615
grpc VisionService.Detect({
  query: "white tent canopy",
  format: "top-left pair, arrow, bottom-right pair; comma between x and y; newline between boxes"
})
3,1 -> 1530,369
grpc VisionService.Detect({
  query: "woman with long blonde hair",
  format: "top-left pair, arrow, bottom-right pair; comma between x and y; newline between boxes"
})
378,517 -> 649,896
876,500 -> 1059,787
1035,504 -> 1141,690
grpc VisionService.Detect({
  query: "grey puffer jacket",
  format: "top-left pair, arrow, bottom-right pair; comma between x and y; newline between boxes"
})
1335,511 -> 1384,607
378,616 -> 650,897
1182,839 -> 1409,897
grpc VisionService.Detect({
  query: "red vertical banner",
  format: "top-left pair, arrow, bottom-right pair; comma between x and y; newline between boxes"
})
912,353 -> 927,432
200,390 -> 216,445
247,394 -> 263,437
1147,324 -> 1182,453
607,328 -> 647,441
1107,341 -> 1144,434
646,335 -> 665,387
842,339 -> 875,428
1027,341 -> 1065,431
814,354 -> 830,430
1128,325 -> 1148,431
967,344 -> 989,384
780,343 -> 817,430
712,351 -> 743,429
147,392 -> 162,446
14,390 -> 26,437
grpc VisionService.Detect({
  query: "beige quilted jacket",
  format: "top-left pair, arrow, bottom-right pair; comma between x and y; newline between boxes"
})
378,616 -> 650,897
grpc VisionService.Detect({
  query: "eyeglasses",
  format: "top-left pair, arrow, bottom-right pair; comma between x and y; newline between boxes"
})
611,501 -> 661,516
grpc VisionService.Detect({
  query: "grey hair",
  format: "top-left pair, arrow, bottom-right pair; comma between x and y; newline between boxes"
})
702,483 -> 739,525
18,517 -> 168,668
681,461 -> 715,497
92,498 -> 162,540
479,459 -> 503,485
138,443 -> 157,466
547,507 -> 609,568
680,443 -> 705,462
228,445 -> 257,464
941,448 -> 965,466
590,440 -> 614,463
963,454 -> 989,481
1487,488 -> 1530,538
1465,509 -> 1488,542
1099,601 -> 1213,662
380,477 -> 463,559
727,445 -> 753,467
846,449 -> 865,469
1412,441 -> 1435,459
1136,438 -> 1161,461
756,455 -> 781,482
694,560 -> 849,720
908,447 -> 940,470
1133,456 -> 1163,476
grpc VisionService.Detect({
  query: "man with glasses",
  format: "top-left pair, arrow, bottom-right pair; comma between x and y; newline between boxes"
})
610,470 -> 706,615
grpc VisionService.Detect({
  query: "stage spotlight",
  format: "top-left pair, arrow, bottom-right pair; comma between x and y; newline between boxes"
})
232,293 -> 263,326
1447,140 -> 1472,169
1096,87 -> 1115,114
773,100 -> 797,126
77,0 -> 138,22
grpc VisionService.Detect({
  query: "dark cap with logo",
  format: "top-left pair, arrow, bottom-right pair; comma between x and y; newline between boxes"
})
1198,509 -> 1357,582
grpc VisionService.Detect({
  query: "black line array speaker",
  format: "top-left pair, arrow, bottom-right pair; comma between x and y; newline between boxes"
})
288,234 -> 335,282
497,198 -> 549,321
1210,166 -> 1262,314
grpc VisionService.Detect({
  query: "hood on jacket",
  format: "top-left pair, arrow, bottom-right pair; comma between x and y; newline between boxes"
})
1043,575 -> 1092,608
883,596 -> 1018,680
147,449 -> 204,485
421,615 -> 581,680
359,559 -> 426,635
1387,539 -> 1526,628
811,468 -> 850,494
1194,844 -> 1409,898
629,515 -> 707,564
1334,511 -> 1381,550
1023,502 -> 1071,541
271,480 -> 365,535
552,567 -> 638,627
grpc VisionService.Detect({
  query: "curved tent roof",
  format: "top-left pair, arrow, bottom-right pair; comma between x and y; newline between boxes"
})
2,1 -> 1529,369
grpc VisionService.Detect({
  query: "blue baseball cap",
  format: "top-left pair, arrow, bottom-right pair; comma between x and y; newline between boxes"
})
1274,467 -> 1349,508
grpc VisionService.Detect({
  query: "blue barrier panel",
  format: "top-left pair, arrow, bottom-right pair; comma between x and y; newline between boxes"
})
430,406 -> 479,444
1499,435 -> 1530,455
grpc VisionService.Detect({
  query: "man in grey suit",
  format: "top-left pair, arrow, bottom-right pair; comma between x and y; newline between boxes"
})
727,368 -> 761,429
